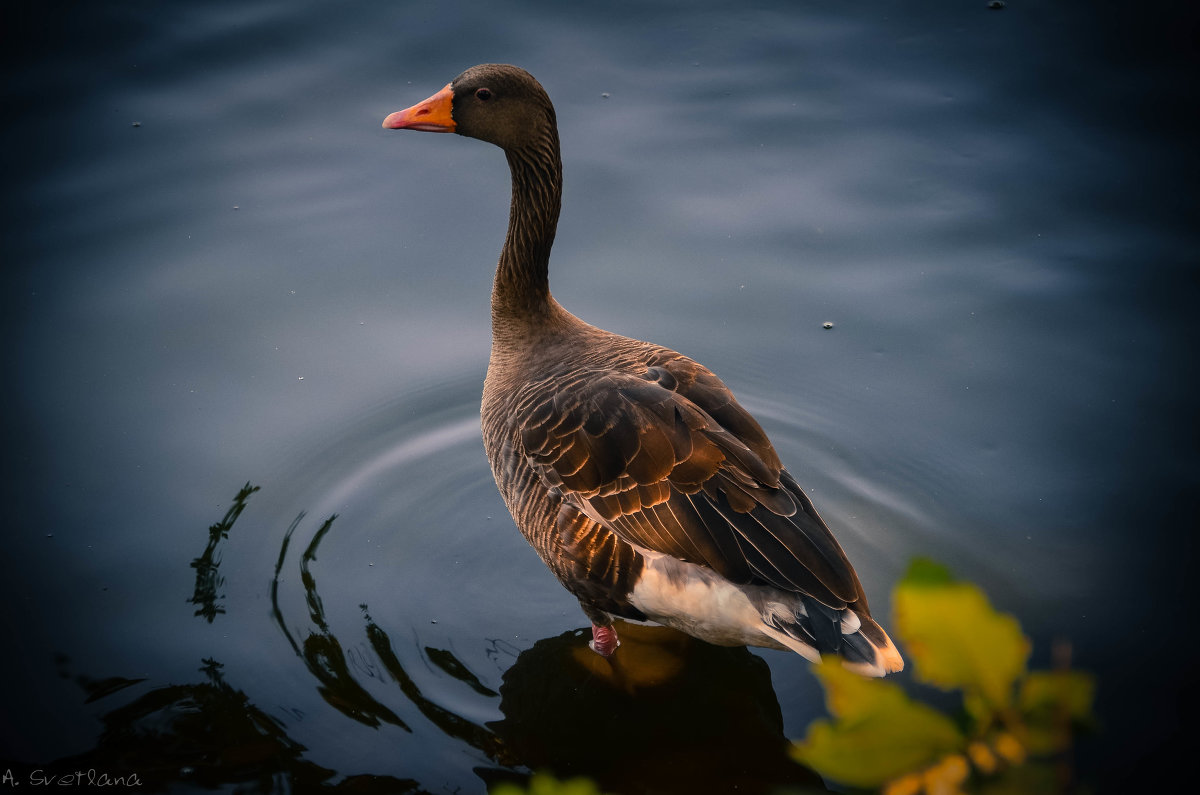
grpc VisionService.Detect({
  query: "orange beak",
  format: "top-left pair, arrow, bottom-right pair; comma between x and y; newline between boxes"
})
382,83 -> 456,132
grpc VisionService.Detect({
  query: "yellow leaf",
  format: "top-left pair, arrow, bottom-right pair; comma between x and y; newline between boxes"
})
892,559 -> 1030,714
991,732 -> 1026,765
792,659 -> 965,788
967,740 -> 999,774
883,773 -> 923,795
922,754 -> 969,795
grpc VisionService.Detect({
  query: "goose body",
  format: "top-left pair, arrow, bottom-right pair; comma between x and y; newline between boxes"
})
384,64 -> 903,676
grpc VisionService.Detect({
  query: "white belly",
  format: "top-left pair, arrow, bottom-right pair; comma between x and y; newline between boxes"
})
627,555 -> 794,651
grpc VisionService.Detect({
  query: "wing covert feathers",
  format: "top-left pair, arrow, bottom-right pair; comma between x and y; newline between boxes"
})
519,352 -> 863,608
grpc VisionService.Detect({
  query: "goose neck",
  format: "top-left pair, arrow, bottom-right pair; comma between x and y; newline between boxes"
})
491,138 -> 562,325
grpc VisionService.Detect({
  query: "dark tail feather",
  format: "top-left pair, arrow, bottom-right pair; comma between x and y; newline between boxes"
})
800,594 -> 844,652
763,599 -> 904,677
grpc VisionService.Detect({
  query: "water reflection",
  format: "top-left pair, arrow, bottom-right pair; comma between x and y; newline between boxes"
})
189,482 -> 259,623
270,512 -> 411,732
37,484 -> 823,793
50,656 -> 421,793
488,624 -> 823,794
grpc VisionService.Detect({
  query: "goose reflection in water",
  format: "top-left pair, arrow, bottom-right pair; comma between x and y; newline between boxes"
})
487,624 -> 824,793
38,485 -> 825,792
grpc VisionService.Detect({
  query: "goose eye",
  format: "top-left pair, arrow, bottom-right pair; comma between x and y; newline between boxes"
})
475,88 -> 492,101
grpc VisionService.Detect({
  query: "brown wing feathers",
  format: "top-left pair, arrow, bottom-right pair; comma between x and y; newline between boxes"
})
520,356 -> 863,609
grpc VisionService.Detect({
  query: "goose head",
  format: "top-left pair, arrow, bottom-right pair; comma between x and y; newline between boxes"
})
383,63 -> 555,152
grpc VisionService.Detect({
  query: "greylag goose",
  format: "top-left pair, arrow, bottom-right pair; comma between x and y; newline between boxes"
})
383,64 -> 903,676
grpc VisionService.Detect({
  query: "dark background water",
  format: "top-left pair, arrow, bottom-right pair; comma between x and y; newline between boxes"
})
3,1 -> 1197,792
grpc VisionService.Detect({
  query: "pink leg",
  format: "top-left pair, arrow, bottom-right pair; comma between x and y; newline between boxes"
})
589,623 -> 620,656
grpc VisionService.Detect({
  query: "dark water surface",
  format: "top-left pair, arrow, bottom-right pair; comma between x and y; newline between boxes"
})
3,1 -> 1196,792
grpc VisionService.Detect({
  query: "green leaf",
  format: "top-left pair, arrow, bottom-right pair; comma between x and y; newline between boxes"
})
893,560 -> 1030,715
791,658 -> 965,788
491,773 -> 607,795
1020,670 -> 1095,721
1019,670 -> 1097,753
973,761 -> 1062,795
902,557 -> 956,586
